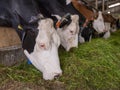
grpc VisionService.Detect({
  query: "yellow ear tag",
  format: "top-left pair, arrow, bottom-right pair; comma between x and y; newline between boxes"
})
18,25 -> 23,30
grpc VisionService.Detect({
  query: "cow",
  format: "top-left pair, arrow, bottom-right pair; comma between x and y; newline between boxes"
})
93,11 -> 111,39
58,0 -> 96,43
24,18 -> 62,80
0,0 -> 43,52
0,0 -> 62,80
36,0 -> 80,51
71,0 -> 111,39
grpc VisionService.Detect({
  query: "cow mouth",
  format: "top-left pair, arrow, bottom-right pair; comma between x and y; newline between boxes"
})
54,73 -> 62,79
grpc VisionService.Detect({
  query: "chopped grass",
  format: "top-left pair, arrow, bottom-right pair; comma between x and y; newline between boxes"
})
0,30 -> 120,90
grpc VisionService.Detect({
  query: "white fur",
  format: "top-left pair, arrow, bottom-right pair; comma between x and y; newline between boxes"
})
56,15 -> 79,51
93,11 -> 105,33
103,30 -> 110,39
24,18 -> 62,80
104,22 -> 111,32
66,0 -> 72,5
110,24 -> 117,32
103,22 -> 111,39
89,35 -> 92,42
93,12 -> 111,39
79,34 -> 85,44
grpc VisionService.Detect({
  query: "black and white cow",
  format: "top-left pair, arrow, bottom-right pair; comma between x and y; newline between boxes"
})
24,18 -> 62,80
0,0 -> 42,52
0,0 -> 62,80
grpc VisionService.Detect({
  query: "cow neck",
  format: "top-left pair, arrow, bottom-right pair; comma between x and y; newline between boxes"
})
102,13 -> 116,24
83,19 -> 88,27
83,17 -> 93,27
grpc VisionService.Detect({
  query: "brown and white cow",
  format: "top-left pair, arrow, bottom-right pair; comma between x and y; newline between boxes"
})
71,0 -> 99,42
103,13 -> 117,32
71,0 -> 111,39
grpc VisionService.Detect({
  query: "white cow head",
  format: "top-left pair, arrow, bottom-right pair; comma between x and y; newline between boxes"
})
24,18 -> 62,80
93,11 -> 105,34
55,14 -> 79,51
35,18 -> 60,51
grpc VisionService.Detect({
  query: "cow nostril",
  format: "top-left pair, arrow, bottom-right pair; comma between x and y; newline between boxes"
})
40,43 -> 45,48
70,31 -> 73,34
54,74 -> 60,79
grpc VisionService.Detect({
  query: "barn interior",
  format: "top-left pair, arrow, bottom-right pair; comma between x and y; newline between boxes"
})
83,0 -> 120,18
0,0 -> 120,89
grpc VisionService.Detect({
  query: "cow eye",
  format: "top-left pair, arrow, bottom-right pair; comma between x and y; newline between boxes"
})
70,30 -> 73,33
99,19 -> 103,21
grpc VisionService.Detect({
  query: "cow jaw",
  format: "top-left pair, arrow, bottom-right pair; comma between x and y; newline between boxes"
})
24,43 -> 62,80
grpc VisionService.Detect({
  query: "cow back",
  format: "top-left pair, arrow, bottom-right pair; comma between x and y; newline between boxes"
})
72,0 -> 96,21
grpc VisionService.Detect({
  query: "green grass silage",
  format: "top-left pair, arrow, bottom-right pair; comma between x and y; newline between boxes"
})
0,30 -> 120,90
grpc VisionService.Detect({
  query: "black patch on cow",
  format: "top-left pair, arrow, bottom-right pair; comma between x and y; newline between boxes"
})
0,7 -> 12,27
0,0 -> 42,52
59,13 -> 72,28
22,29 -> 38,53
81,21 -> 95,41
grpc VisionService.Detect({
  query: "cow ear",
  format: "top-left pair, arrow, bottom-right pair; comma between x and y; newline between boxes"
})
51,14 -> 61,20
71,15 -> 79,33
47,18 -> 56,33
52,31 -> 60,47
29,14 -> 44,24
71,15 -> 79,22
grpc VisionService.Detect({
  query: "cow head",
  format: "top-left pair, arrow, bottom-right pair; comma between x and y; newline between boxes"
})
35,18 -> 60,51
55,14 -> 79,51
93,11 -> 105,34
24,18 -> 62,80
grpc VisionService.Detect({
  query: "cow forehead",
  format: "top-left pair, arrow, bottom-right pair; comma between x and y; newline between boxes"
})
37,19 -> 54,32
68,17 -> 79,29
71,15 -> 79,22
67,22 -> 77,30
38,18 -> 53,28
